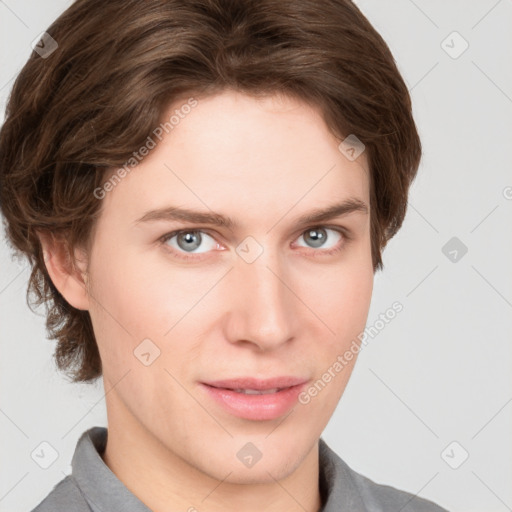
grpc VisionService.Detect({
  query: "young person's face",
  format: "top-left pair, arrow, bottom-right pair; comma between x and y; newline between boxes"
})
85,90 -> 373,482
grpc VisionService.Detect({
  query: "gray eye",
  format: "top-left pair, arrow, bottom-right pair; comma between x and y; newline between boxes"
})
165,230 -> 217,254
303,228 -> 327,248
177,231 -> 202,252
297,227 -> 342,250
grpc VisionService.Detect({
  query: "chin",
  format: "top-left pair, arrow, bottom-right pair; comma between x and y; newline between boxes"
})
222,462 -> 299,485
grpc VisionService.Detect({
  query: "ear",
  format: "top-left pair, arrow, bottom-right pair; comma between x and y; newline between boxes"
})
37,230 -> 90,311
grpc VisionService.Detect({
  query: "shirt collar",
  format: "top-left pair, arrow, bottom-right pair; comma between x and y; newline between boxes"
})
72,426 -> 366,511
318,436 -> 367,511
71,426 -> 152,512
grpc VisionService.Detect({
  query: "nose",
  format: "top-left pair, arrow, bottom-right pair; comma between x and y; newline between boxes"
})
224,246 -> 300,351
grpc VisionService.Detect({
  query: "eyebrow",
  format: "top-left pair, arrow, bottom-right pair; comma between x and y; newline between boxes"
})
133,198 -> 368,229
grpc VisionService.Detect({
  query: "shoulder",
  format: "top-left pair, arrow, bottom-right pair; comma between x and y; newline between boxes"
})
346,464 -> 449,512
30,475 -> 91,512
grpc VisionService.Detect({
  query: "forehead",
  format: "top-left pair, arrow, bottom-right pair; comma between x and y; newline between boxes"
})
100,90 -> 370,230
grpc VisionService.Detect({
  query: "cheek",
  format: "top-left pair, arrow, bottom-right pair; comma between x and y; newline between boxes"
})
309,243 -> 373,340
320,278 -> 372,365
88,246 -> 185,331
299,258 -> 373,413
86,247 -> 215,371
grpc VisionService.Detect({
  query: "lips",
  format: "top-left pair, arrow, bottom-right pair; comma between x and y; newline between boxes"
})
202,376 -> 309,392
200,376 -> 309,420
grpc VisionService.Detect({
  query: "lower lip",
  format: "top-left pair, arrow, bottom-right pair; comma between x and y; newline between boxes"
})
200,383 -> 307,421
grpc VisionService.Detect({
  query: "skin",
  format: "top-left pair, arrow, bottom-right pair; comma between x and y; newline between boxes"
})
40,90 -> 374,512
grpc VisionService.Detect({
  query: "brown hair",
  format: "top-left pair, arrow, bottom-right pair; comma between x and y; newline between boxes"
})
0,0 -> 421,383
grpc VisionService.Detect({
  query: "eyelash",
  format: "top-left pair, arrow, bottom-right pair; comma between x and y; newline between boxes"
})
158,225 -> 352,262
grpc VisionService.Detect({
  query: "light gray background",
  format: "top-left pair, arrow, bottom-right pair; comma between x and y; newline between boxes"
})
1,1 -> 511,511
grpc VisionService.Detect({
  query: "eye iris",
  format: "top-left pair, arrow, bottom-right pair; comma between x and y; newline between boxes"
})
177,231 -> 201,252
305,228 -> 327,248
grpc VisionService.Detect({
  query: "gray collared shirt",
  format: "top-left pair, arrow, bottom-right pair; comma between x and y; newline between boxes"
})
31,426 -> 449,512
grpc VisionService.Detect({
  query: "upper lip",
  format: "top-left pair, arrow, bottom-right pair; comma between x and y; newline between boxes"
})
202,376 -> 309,390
